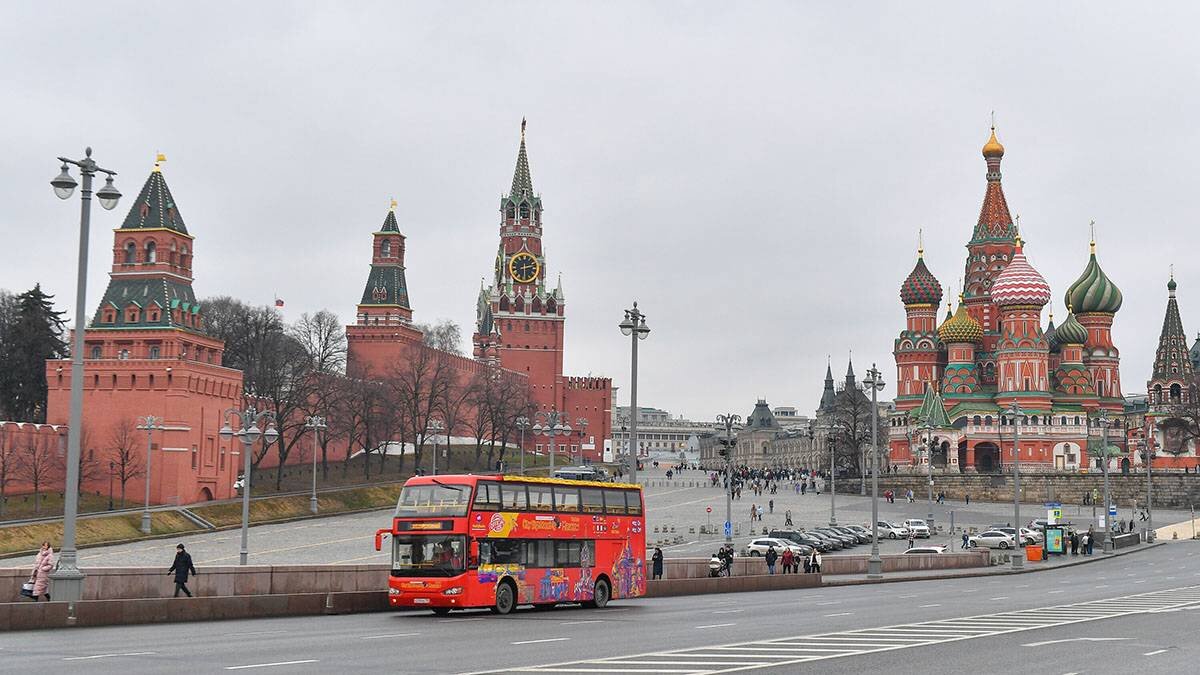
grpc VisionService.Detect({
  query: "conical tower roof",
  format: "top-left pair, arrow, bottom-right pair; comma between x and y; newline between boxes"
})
509,118 -> 534,199
121,164 -> 188,234
819,363 -> 837,412
914,384 -> 952,428
1152,274 -> 1193,381
379,201 -> 401,233
971,126 -> 1017,244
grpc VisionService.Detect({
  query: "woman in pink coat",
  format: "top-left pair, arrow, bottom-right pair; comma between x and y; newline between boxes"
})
29,541 -> 55,601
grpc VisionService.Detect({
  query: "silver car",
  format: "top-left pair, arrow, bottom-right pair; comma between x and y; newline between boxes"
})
968,530 -> 1017,550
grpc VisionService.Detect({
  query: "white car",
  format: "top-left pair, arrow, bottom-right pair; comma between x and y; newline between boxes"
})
744,538 -> 805,557
876,521 -> 910,539
904,545 -> 947,554
902,519 -> 931,538
968,530 -> 1017,550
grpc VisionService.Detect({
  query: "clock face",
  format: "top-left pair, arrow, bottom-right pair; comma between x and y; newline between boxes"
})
509,252 -> 540,284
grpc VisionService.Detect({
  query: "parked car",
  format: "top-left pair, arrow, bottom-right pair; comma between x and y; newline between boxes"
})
553,466 -> 610,482
995,527 -> 1043,546
831,526 -> 871,544
968,530 -> 1017,549
770,530 -> 833,552
876,521 -> 911,539
803,530 -> 845,550
813,527 -> 858,547
902,519 -> 931,538
904,545 -> 948,554
744,538 -> 807,557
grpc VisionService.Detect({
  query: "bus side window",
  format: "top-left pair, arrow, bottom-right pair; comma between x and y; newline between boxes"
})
485,539 -> 523,565
602,489 -> 627,515
553,486 -> 580,513
527,485 -> 554,511
581,488 -> 604,514
501,483 -> 528,511
474,481 -> 500,511
529,540 -> 554,567
625,490 -> 643,516
555,541 -> 582,567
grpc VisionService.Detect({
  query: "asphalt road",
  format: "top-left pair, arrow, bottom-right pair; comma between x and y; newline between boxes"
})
3,539 -> 1197,673
5,467 -> 1175,568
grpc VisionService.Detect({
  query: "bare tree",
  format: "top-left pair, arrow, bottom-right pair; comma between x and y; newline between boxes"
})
56,423 -> 102,499
17,434 -> 61,514
391,344 -> 453,475
828,385 -> 885,478
466,369 -> 497,470
107,419 -> 145,508
415,320 -> 463,355
290,310 -> 348,374
0,425 -> 16,517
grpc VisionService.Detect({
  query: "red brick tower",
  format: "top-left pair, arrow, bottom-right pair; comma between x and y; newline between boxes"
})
345,201 -> 423,376
991,235 -> 1053,413
963,127 -> 1018,387
46,160 -> 243,504
894,242 -> 944,410
473,122 -> 611,461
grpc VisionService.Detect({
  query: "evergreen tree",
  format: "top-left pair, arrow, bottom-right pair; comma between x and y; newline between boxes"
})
0,284 -> 67,422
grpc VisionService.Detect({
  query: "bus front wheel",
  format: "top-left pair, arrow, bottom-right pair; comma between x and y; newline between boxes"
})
493,580 -> 517,615
585,578 -> 610,609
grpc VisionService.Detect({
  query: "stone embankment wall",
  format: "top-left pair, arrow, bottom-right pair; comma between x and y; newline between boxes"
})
839,473 -> 1200,509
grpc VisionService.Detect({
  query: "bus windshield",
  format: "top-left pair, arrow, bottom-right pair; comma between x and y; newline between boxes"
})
395,483 -> 472,518
392,535 -> 467,577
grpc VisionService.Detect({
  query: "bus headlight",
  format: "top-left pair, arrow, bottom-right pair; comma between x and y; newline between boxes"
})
443,587 -> 464,596
388,588 -> 402,596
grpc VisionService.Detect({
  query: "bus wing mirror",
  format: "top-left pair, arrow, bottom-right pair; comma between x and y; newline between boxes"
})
375,528 -> 390,552
469,540 -> 480,567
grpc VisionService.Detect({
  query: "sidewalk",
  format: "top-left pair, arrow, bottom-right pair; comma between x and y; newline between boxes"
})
824,540 -> 1167,586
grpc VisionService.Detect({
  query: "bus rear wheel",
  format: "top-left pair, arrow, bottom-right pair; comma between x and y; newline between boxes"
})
585,578 -> 610,609
431,607 -> 451,616
492,581 -> 516,615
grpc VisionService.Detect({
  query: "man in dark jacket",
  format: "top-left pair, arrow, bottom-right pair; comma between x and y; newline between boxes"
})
168,543 -> 198,597
651,547 -> 664,580
764,545 -> 778,575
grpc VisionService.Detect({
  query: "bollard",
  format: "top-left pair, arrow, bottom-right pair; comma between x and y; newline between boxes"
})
689,526 -> 696,534
670,525 -> 676,533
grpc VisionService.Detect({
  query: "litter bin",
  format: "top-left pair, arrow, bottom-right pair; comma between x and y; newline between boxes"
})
1025,545 -> 1043,562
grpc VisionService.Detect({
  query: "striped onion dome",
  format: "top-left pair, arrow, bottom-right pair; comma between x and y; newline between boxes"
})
900,253 -> 943,306
991,238 -> 1051,307
1055,310 -> 1089,346
1065,242 -> 1123,314
938,300 -> 983,344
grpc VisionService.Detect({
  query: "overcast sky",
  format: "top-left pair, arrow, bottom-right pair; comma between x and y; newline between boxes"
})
3,3 -> 1197,423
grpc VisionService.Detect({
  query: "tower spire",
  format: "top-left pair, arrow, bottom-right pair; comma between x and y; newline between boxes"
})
510,118 -> 534,198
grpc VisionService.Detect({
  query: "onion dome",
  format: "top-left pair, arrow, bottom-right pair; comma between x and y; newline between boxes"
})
982,127 -> 1005,158
1055,309 -> 1088,346
1065,240 -> 1123,314
991,236 -> 1051,307
938,297 -> 983,344
900,249 -> 943,306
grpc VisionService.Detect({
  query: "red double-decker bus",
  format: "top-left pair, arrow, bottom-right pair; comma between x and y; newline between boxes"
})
375,474 -> 646,615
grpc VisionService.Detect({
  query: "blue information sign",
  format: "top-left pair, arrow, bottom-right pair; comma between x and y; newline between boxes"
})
724,521 -> 732,537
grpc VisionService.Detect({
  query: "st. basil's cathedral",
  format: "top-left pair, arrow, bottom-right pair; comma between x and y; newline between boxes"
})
889,127 -> 1127,473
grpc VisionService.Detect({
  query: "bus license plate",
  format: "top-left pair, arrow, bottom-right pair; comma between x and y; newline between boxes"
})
413,598 -> 430,604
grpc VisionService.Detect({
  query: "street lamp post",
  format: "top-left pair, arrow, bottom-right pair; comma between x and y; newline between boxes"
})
220,407 -> 279,565
137,416 -> 163,534
48,147 -> 122,603
863,365 -> 885,578
428,419 -> 445,476
619,303 -> 650,485
828,429 -> 838,527
533,410 -> 571,472
1143,437 -> 1154,542
1098,410 -> 1114,554
922,421 -> 935,525
1007,402 -> 1024,570
305,416 -> 327,514
107,461 -> 114,511
716,414 -> 742,546
516,416 -> 530,475
575,417 -> 589,465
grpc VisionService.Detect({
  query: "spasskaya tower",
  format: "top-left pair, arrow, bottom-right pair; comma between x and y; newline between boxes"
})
473,121 -> 611,461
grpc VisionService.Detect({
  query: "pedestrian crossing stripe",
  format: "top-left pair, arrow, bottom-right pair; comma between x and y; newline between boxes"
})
463,585 -> 1200,674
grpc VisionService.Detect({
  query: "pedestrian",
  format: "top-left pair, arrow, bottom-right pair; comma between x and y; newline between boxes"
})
781,547 -> 795,574
765,545 -> 778,575
768,499 -> 774,514
965,493 -> 970,506
1069,531 -> 1078,555
807,549 -> 822,574
757,505 -> 764,522
907,533 -> 915,550
28,541 -> 54,602
168,543 -> 198,597
1129,518 -> 1135,533
961,532 -> 969,551
784,509 -> 794,527
1084,529 -> 1094,555
651,547 -> 664,580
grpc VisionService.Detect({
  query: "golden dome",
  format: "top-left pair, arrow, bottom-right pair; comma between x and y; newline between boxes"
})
982,127 -> 1004,158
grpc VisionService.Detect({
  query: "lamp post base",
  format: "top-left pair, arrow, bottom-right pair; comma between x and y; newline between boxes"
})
867,553 -> 882,578
1011,553 -> 1024,570
310,495 -> 318,515
1103,541 -> 1115,554
48,565 -> 85,603
140,512 -> 151,534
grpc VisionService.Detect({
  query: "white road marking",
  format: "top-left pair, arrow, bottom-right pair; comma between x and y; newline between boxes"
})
1144,649 -> 1168,656
560,620 -> 604,625
898,594 -> 918,599
225,660 -> 319,670
227,630 -> 288,637
512,637 -> 570,645
824,612 -> 853,617
696,623 -> 737,629
816,601 -> 840,606
919,604 -> 941,608
990,596 -> 1009,600
63,652 -> 157,661
1022,637 -> 1131,647
1047,590 -> 1064,594
360,633 -> 420,640
712,609 -> 744,614
440,617 -> 486,623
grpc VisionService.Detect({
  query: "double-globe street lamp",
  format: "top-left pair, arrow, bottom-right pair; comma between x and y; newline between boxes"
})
1140,436 -> 1154,542
619,303 -> 650,485
306,416 -> 327,514
573,417 -> 589,465
716,414 -> 742,546
920,420 -> 935,526
220,407 -> 279,565
863,365 -> 885,578
428,418 -> 445,476
48,148 -> 123,602
1006,401 -> 1025,570
533,410 -> 571,471
1094,410 -> 1115,554
137,415 -> 163,534
515,416 -> 531,475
